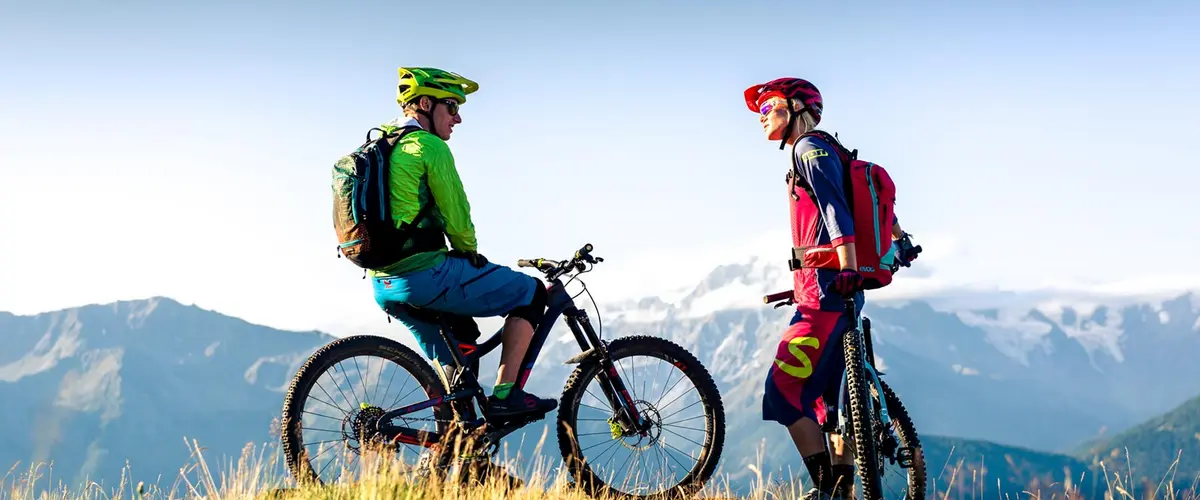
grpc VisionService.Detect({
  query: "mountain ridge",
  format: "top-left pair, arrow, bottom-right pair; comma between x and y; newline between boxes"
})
2,257 -> 1198,497
0,296 -> 336,486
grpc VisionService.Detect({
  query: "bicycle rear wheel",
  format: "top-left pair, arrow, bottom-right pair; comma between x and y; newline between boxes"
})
557,335 -> 725,499
280,334 -> 453,485
872,379 -> 927,500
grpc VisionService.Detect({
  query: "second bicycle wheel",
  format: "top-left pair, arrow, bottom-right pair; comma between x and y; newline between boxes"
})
870,378 -> 927,500
557,335 -> 725,499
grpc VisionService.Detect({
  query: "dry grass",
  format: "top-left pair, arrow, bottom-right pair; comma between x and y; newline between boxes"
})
4,439 -> 1197,500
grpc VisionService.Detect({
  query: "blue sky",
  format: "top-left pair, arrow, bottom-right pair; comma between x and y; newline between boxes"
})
2,0 -> 1198,334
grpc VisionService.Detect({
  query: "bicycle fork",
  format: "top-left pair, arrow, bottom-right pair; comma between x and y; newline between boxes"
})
566,310 -> 647,435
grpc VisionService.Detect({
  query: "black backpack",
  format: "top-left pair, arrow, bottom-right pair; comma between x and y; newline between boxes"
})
331,126 -> 438,269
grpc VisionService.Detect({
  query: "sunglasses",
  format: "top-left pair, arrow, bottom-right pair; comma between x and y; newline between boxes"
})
759,100 -> 784,115
439,99 -> 460,116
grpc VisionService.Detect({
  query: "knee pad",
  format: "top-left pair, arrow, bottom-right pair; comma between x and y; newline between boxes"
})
506,278 -> 547,329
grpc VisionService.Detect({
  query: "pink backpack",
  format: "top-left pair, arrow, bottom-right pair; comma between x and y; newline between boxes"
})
788,130 -> 900,290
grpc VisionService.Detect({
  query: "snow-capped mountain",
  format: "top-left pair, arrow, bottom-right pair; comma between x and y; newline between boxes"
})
4,257 -> 1196,494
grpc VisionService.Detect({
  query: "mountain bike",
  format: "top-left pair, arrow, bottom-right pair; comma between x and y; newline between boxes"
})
761,288 -> 926,500
280,243 -> 726,499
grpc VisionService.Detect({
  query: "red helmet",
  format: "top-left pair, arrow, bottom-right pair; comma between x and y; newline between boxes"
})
743,77 -> 823,123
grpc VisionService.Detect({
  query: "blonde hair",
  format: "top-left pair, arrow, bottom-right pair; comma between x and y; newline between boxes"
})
788,100 -> 819,141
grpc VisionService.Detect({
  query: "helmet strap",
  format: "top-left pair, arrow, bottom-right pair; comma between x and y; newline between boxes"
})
415,97 -> 441,137
778,98 -> 797,150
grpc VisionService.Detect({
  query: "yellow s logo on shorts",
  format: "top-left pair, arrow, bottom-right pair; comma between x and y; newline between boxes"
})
774,336 -> 820,379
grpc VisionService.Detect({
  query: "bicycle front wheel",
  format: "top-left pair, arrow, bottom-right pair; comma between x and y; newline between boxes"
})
557,335 -> 725,499
843,327 -> 884,500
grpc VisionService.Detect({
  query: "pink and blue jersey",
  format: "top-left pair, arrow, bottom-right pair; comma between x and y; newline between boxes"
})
788,134 -> 857,312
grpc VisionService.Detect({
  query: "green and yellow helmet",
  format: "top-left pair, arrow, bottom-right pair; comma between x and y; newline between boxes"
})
396,67 -> 479,105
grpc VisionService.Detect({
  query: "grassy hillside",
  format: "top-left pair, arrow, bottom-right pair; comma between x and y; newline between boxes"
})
920,436 -> 1103,498
1077,393 -> 1200,494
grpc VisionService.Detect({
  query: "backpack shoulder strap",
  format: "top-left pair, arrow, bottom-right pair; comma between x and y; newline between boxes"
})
361,125 -> 422,148
788,138 -> 818,205
788,130 -> 857,209
381,125 -> 423,147
800,129 -> 857,163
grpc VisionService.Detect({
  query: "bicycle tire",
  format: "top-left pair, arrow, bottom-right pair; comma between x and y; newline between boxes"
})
557,335 -> 725,499
843,328 -> 884,500
876,379 -> 927,499
280,334 -> 453,485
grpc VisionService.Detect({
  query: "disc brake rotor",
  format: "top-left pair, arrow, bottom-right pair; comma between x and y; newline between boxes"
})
609,400 -> 662,451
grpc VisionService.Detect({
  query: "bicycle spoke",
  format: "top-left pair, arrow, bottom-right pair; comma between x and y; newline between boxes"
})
657,398 -> 702,422
658,439 -> 697,472
661,423 -> 707,433
312,382 -> 351,417
351,356 -> 368,403
660,427 -> 705,449
329,362 -> 360,411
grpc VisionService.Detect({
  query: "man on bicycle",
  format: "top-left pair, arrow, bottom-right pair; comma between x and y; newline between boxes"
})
743,77 -> 918,500
368,67 -> 557,421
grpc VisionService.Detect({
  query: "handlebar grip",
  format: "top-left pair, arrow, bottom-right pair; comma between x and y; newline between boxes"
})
517,259 -> 536,268
763,290 -> 793,304
575,243 -> 593,259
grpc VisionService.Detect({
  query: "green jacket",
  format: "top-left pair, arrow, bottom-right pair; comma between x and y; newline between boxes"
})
368,117 -> 478,277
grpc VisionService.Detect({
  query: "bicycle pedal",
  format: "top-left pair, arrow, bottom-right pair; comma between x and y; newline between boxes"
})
896,447 -> 916,468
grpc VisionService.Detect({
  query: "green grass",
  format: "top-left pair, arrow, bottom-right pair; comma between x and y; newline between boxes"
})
4,438 -> 1197,500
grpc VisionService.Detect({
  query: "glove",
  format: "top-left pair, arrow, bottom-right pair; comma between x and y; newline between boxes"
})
830,268 -> 863,296
894,233 -> 920,268
448,249 -> 488,268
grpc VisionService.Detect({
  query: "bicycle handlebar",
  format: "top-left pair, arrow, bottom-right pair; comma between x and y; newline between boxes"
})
764,288 -> 859,317
517,243 -> 604,280
763,290 -> 793,304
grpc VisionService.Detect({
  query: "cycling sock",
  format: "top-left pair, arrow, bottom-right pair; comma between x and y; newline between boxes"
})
831,464 -> 854,494
802,451 -> 835,493
493,382 -> 514,400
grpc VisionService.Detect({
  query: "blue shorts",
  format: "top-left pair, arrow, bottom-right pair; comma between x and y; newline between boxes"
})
372,255 -> 537,365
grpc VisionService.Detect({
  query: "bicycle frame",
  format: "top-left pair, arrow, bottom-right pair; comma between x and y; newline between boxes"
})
375,245 -> 644,448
